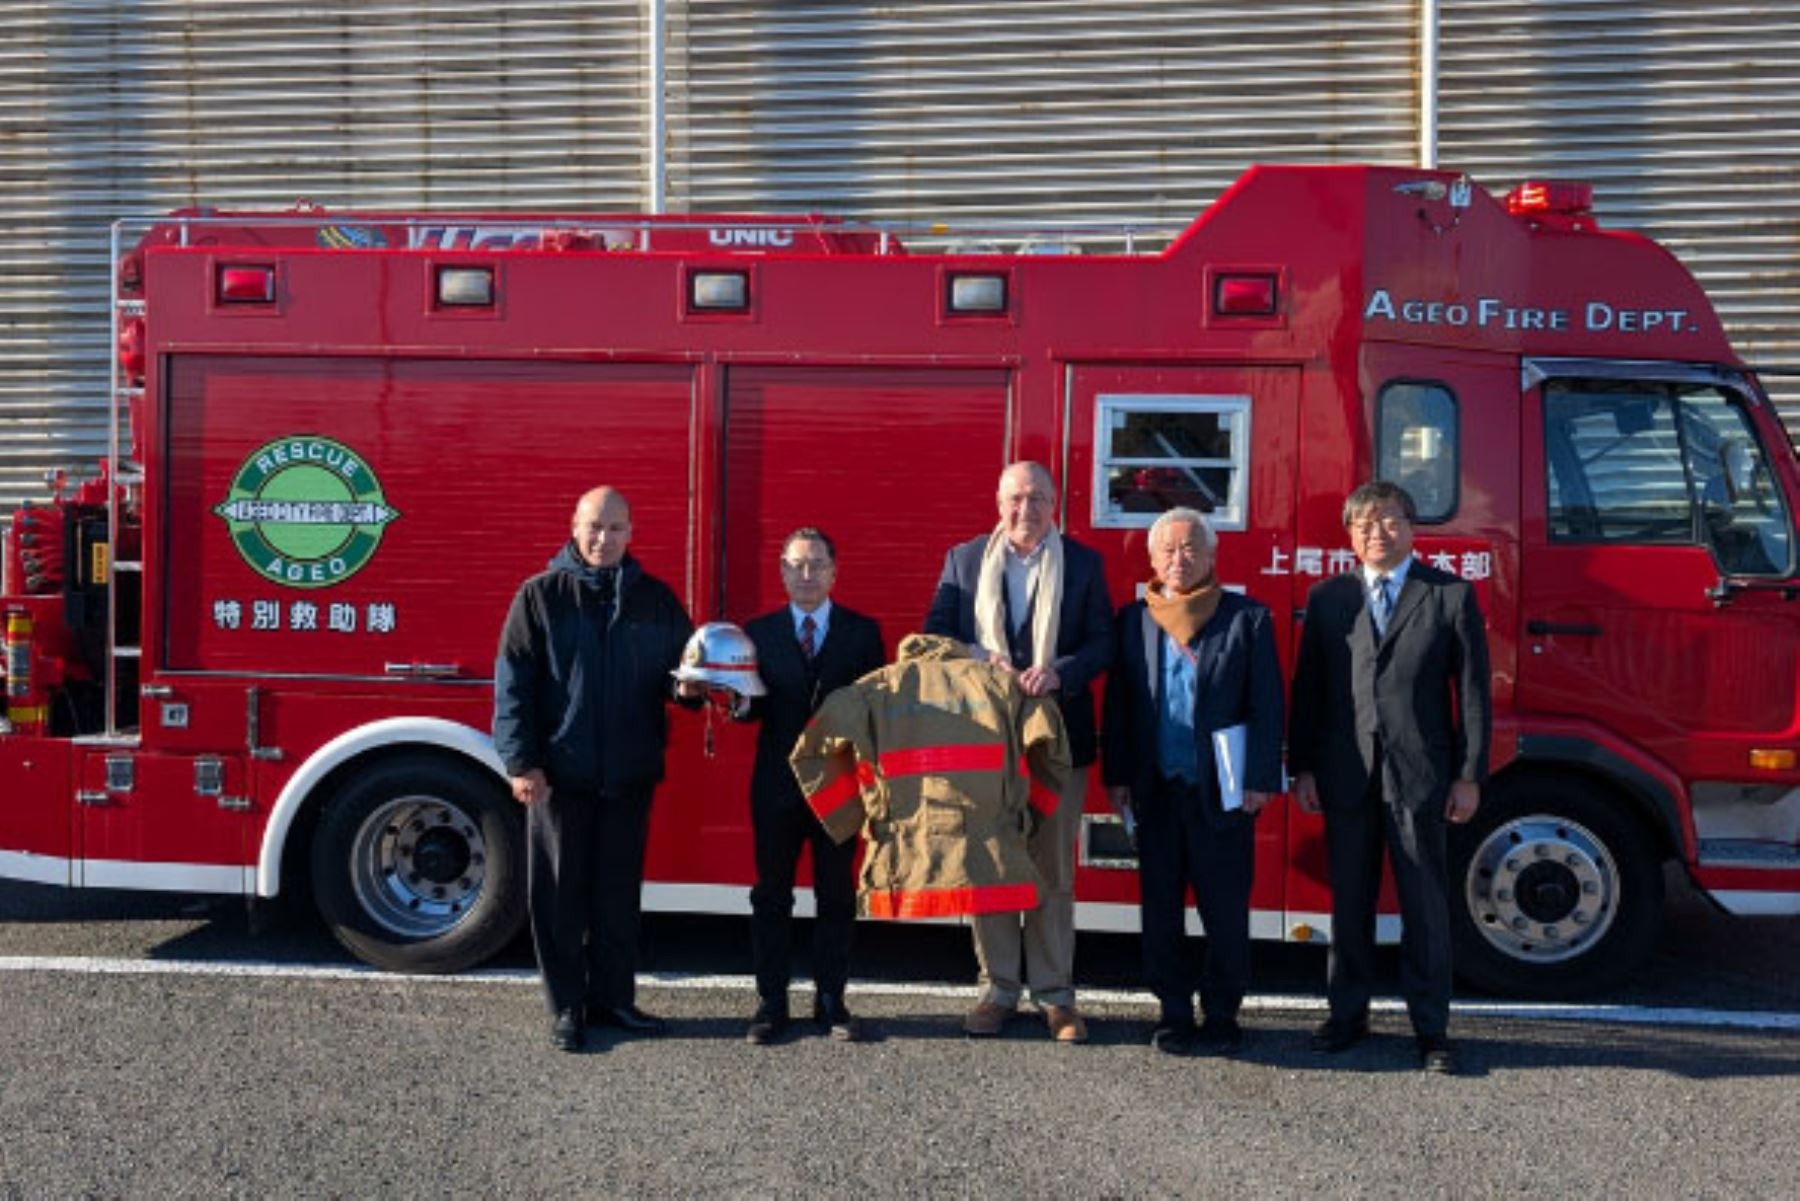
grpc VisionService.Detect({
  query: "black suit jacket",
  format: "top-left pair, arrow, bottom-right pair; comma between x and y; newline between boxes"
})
1101,591 -> 1285,821
743,605 -> 886,811
923,533 -> 1113,767
1287,562 -> 1492,813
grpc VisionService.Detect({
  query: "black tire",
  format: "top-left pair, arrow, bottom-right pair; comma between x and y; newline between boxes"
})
1448,772 -> 1664,999
310,754 -> 525,973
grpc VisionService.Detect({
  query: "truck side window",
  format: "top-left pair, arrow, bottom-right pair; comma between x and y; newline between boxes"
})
1543,378 -> 1793,574
1545,382 -> 1691,543
1376,382 -> 1457,522
1094,394 -> 1251,529
1679,387 -> 1794,576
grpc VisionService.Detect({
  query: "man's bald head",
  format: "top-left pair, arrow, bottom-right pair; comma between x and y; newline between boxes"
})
996,460 -> 1057,552
571,486 -> 633,567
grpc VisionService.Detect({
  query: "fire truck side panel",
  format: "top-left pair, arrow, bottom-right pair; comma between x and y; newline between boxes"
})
682,364 -> 1014,900
0,737 -> 73,877
158,355 -> 697,678
1059,361 -> 1301,928
76,749 -> 247,889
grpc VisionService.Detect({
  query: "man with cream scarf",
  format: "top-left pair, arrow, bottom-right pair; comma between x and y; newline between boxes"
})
1101,507 -> 1284,1056
925,461 -> 1114,1043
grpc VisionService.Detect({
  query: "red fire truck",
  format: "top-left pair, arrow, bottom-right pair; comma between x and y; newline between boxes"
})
2,165 -> 1796,996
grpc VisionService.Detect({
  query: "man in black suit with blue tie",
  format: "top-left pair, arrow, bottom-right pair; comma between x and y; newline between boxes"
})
1102,508 -> 1284,1056
739,528 -> 885,1045
1289,481 -> 1491,1075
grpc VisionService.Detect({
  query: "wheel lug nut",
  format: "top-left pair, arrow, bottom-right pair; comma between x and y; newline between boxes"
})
1496,889 -> 1512,902
1505,858 -> 1520,872
1511,917 -> 1528,930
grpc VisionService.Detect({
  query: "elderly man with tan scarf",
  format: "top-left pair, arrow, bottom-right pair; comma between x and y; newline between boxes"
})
924,460 -> 1114,1043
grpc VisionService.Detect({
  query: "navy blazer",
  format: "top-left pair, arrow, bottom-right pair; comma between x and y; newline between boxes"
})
1288,562 -> 1492,813
742,605 -> 886,812
923,532 -> 1113,768
1101,590 -> 1285,821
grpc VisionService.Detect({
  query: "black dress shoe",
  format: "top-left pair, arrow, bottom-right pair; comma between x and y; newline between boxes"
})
1150,1020 -> 1198,1056
813,994 -> 864,1042
593,1005 -> 668,1036
1418,1034 -> 1460,1075
1311,1016 -> 1371,1054
746,1002 -> 790,1046
1192,1016 -> 1245,1056
550,1008 -> 585,1052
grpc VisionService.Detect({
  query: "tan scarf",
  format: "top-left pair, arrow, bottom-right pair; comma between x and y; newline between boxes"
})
1144,575 -> 1222,647
973,524 -> 1063,670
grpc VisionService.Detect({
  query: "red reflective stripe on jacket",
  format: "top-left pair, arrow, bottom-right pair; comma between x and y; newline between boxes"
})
878,743 -> 1006,778
807,759 -> 875,823
864,881 -> 1039,920
1027,778 -> 1059,816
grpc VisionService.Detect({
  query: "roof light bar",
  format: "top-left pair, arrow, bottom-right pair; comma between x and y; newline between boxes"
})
1506,180 -> 1594,217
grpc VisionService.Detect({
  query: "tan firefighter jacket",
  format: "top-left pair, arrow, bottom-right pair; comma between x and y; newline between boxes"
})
789,633 -> 1072,919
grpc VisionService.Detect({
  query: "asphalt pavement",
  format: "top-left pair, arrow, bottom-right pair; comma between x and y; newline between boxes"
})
1,867 -> 1796,1197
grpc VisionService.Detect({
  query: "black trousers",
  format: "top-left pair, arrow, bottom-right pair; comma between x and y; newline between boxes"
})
1323,773 -> 1454,1038
526,785 -> 652,1017
1137,776 -> 1255,1024
751,795 -> 857,1005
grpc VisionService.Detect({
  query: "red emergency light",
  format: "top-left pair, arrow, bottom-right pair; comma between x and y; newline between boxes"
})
216,264 -> 275,304
1212,272 -> 1279,317
1505,180 -> 1594,217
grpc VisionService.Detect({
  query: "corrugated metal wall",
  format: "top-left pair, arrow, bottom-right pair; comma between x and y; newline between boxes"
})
0,0 -> 646,522
1,1 -> 1796,528
1434,0 -> 1800,436
671,0 -> 1418,224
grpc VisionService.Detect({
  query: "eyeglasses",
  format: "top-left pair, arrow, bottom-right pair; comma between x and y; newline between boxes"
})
1349,515 -> 1409,535
781,558 -> 834,576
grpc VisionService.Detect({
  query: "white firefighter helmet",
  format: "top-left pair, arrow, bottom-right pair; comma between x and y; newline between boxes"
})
672,621 -> 767,697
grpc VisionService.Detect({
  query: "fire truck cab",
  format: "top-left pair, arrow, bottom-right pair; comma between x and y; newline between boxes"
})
2,164 -> 1796,996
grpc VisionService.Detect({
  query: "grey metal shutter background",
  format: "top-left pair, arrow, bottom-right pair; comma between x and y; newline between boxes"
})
671,0 -> 1419,229
0,0 -> 645,523
1435,0 -> 1800,438
3,1 -> 1797,530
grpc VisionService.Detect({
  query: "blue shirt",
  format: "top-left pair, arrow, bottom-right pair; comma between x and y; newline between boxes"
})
1156,631 -> 1200,782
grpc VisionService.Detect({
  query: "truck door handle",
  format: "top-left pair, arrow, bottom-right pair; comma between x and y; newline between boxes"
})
1527,620 -> 1603,637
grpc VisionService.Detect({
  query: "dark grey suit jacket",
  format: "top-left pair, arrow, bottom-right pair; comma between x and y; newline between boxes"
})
923,532 -> 1113,767
1288,562 -> 1492,812
743,605 -> 886,812
1101,591 -> 1285,823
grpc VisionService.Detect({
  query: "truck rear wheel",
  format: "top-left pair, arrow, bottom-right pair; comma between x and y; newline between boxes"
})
311,755 -> 525,973
1448,773 -> 1663,999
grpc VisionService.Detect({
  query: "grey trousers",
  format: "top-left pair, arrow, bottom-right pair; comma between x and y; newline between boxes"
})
973,766 -> 1087,1009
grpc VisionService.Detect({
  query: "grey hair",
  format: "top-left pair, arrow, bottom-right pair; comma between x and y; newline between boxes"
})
1148,506 -> 1217,552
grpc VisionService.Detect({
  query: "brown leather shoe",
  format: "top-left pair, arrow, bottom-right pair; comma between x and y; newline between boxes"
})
1045,1004 -> 1088,1044
963,1000 -> 1014,1037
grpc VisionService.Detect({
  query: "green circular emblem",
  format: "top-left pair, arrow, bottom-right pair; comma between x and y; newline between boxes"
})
214,436 -> 400,589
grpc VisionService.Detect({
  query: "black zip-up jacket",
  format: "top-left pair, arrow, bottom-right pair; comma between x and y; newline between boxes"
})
493,545 -> 694,796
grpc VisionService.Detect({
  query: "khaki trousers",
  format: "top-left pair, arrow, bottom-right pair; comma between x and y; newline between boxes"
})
973,766 -> 1086,1009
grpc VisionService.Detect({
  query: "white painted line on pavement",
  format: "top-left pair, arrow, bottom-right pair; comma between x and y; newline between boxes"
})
3,954 -> 1798,1033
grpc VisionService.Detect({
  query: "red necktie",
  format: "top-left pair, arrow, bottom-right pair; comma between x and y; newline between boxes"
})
800,614 -> 818,659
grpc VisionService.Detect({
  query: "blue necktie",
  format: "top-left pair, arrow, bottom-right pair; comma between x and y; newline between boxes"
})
1371,575 -> 1394,637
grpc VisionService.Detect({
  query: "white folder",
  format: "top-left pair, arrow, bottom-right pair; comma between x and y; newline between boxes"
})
1212,724 -> 1248,811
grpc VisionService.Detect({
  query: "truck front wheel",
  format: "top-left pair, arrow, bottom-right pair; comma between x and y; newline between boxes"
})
311,755 -> 525,973
1448,773 -> 1664,999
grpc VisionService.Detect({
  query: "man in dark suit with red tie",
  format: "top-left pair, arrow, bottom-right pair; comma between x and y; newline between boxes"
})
1289,481 -> 1492,1075
739,527 -> 886,1045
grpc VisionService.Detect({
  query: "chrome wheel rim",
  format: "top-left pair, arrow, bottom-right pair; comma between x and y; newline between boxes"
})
348,795 -> 487,939
1464,815 -> 1618,964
